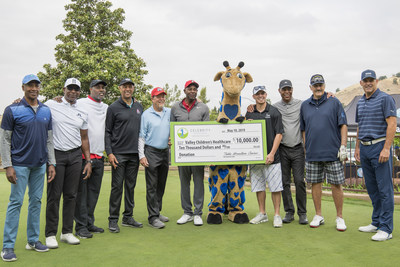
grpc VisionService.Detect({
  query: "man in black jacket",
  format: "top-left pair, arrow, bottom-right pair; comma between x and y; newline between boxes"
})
105,78 -> 143,233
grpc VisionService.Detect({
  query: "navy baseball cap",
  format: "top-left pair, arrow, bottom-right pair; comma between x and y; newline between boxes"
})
279,79 -> 292,89
22,74 -> 41,85
119,78 -> 134,86
310,74 -> 325,85
253,85 -> 267,95
361,69 -> 376,80
90,79 -> 107,88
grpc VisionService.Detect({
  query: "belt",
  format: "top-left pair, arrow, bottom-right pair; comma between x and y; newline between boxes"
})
360,137 -> 386,146
145,145 -> 169,152
281,143 -> 302,149
55,146 -> 81,153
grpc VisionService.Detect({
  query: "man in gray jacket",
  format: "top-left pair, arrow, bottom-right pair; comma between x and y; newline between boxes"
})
171,80 -> 209,226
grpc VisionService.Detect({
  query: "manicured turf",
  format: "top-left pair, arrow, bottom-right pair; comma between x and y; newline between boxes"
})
0,170 -> 399,266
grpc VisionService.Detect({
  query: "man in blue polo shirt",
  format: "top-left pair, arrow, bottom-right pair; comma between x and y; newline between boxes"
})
1,74 -> 56,262
355,70 -> 396,241
300,74 -> 348,231
139,87 -> 171,229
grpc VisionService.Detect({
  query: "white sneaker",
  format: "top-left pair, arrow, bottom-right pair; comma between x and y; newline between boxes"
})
45,236 -> 58,249
60,233 -> 80,245
371,230 -> 392,241
177,214 -> 194,224
336,217 -> 347,231
193,215 -> 203,226
310,215 -> 324,228
250,213 -> 268,224
273,215 -> 283,228
359,224 -> 378,233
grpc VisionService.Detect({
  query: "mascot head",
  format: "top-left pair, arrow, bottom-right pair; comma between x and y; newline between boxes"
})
214,61 -> 253,97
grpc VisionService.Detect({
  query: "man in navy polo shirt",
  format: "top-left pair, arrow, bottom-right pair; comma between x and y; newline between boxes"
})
300,74 -> 348,231
355,70 -> 396,241
1,74 -> 56,262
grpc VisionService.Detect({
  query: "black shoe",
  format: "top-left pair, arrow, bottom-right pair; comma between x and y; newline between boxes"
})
76,229 -> 93,239
88,225 -> 104,233
122,217 -> 143,228
282,213 -> 294,223
108,221 -> 120,233
299,214 -> 309,225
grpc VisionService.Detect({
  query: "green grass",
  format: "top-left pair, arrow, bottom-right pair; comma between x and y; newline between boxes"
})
1,170 -> 400,266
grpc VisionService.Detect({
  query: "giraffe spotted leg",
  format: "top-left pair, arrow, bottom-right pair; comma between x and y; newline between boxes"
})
227,165 -> 249,224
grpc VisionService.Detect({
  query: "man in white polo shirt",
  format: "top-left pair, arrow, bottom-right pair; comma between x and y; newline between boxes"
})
44,78 -> 92,248
74,80 -> 108,238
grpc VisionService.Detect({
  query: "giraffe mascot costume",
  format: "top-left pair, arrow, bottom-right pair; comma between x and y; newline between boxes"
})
207,61 -> 253,224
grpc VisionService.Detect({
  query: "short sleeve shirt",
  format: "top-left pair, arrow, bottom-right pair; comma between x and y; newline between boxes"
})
356,89 -> 396,141
45,97 -> 88,151
300,93 -> 347,161
1,98 -> 52,167
245,103 -> 284,164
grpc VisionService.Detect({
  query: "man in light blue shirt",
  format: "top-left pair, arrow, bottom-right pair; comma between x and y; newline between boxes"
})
139,87 -> 171,229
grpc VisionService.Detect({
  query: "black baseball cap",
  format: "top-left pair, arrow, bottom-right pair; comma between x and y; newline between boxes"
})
119,78 -> 135,86
279,79 -> 292,89
90,79 -> 107,88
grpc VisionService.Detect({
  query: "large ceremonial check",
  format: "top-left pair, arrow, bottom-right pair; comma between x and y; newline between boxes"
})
170,120 -> 267,166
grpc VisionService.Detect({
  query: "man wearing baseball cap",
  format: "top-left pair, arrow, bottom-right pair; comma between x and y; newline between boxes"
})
274,79 -> 308,225
246,85 -> 284,227
171,80 -> 209,226
44,78 -> 92,248
1,74 -> 56,261
355,70 -> 396,241
74,79 -> 108,238
300,74 -> 348,231
105,78 -> 143,233
139,87 -> 171,229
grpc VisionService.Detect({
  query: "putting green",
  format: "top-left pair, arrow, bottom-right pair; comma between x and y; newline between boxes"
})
0,170 -> 399,266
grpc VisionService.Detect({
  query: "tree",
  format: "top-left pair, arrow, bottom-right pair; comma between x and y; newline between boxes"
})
209,106 -> 219,121
163,83 -> 182,107
378,76 -> 387,81
394,78 -> 398,85
336,88 -> 340,92
198,87 -> 210,104
38,0 -> 151,107
396,72 -> 400,78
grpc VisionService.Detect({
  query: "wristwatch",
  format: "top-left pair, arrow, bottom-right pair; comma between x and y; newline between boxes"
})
86,160 -> 93,164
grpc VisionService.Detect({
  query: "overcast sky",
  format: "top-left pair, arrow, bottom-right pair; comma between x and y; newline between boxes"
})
1,0 -> 400,113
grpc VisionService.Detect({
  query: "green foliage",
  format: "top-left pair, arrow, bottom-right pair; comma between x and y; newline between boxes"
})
38,0 -> 151,106
396,72 -> 400,78
163,83 -> 182,108
198,87 -> 210,104
209,106 -> 219,121
378,75 -> 387,81
393,78 -> 398,85
336,88 -> 340,92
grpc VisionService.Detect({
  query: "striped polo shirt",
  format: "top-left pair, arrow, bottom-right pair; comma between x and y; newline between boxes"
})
356,89 -> 396,141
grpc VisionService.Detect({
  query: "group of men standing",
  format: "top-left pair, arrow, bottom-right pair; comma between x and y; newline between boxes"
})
0,69 -> 397,262
245,71 -> 395,241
